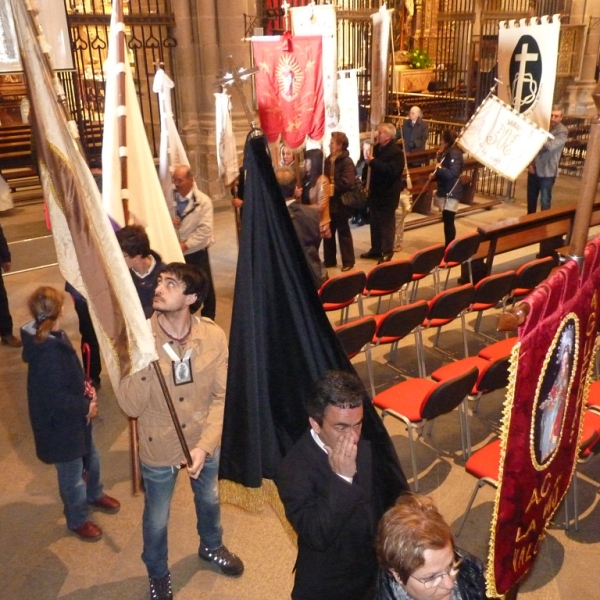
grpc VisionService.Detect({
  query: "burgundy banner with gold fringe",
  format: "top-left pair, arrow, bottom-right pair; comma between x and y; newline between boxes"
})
487,238 -> 600,596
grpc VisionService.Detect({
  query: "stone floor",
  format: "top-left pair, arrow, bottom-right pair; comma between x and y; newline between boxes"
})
1,172 -> 600,599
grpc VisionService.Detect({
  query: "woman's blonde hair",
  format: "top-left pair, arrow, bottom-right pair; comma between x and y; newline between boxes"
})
27,286 -> 64,343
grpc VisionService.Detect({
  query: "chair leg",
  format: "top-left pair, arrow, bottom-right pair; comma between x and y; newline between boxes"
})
433,267 -> 440,295
365,344 -> 376,399
473,392 -> 483,413
376,297 -> 382,314
357,295 -> 364,318
456,479 -> 488,537
444,268 -> 451,290
573,469 -> 579,532
414,329 -> 426,378
475,311 -> 483,333
467,259 -> 473,285
406,422 -> 420,492
461,312 -> 469,358
390,340 -> 399,362
459,398 -> 471,459
434,326 -> 442,348
410,280 -> 419,303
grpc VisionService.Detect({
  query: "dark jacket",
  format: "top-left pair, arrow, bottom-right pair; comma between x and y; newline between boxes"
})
375,548 -> 488,600
130,249 -> 165,318
324,150 -> 356,216
434,146 -> 464,199
401,118 -> 428,152
276,430 -> 379,600
367,142 -> 404,210
0,222 -> 10,263
21,323 -> 92,464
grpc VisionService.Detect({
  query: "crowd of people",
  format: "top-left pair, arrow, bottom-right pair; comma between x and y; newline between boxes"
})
0,100 -> 571,600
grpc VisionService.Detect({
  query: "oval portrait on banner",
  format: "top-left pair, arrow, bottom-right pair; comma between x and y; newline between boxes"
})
531,316 -> 578,468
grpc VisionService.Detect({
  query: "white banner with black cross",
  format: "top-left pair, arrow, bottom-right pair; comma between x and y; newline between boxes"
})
497,14 -> 561,130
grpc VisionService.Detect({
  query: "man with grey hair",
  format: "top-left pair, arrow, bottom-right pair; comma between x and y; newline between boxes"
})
401,106 -> 428,153
526,106 -> 568,213
360,122 -> 405,264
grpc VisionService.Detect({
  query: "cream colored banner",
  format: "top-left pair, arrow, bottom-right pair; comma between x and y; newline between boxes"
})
370,6 -> 392,127
497,15 -> 561,129
456,95 -> 550,181
215,92 -> 239,187
336,70 -> 361,164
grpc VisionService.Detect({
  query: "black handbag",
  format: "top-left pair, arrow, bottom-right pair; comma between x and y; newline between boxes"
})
340,177 -> 367,209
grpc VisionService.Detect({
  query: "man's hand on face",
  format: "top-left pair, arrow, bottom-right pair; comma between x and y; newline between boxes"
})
185,447 -> 207,479
325,432 -> 358,479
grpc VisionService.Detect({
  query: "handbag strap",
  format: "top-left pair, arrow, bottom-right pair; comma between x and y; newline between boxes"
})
329,156 -> 336,195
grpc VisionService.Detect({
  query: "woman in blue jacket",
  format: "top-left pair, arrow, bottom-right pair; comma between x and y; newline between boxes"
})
21,286 -> 119,541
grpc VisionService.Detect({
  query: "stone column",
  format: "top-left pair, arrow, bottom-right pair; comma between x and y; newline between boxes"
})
172,0 -> 257,204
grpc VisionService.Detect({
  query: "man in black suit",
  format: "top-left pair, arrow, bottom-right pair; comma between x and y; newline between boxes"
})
276,371 -> 382,600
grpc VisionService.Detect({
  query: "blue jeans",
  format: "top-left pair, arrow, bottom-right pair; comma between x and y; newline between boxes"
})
527,173 -> 555,213
141,448 -> 223,578
55,436 -> 104,530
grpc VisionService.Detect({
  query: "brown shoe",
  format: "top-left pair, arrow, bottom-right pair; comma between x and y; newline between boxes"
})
71,520 -> 102,541
1,334 -> 22,348
89,494 -> 120,513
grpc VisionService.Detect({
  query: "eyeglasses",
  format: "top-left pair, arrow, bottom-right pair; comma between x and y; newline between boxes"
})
409,558 -> 462,589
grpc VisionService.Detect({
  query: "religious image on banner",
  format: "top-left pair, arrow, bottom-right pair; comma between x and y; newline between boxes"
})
215,91 -> 239,186
370,5 -> 392,127
456,94 -> 551,181
291,4 -> 338,147
497,14 -> 561,129
485,239 -> 600,597
252,33 -> 325,148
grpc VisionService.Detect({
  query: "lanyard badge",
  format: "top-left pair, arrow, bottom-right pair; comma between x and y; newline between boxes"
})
162,343 -> 193,386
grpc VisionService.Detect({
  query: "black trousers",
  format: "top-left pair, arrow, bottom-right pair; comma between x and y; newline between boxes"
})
442,209 -> 456,248
72,294 -> 102,381
323,210 -> 355,268
185,248 -> 216,320
369,205 -> 396,256
0,271 -> 13,337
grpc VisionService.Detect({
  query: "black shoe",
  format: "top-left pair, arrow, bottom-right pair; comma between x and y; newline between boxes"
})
324,262 -> 337,268
199,544 -> 244,577
149,572 -> 173,600
378,254 -> 393,264
350,216 -> 358,224
360,252 -> 381,260
355,218 -> 365,227
341,265 -> 354,272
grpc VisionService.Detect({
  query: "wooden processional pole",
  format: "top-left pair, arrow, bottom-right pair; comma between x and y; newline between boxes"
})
113,1 -> 192,494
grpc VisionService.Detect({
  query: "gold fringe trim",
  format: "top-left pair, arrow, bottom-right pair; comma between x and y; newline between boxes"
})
219,479 -> 297,545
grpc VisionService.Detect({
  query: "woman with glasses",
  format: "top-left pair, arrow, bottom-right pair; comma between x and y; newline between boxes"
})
375,494 -> 487,600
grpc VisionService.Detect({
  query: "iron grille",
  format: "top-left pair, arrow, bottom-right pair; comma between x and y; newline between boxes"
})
63,0 -> 176,165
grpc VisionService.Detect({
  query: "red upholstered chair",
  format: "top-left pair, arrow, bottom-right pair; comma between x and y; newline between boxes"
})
507,256 -> 554,306
470,270 -> 517,334
478,337 -> 518,361
586,379 -> 600,414
335,316 -> 377,397
373,367 -> 478,492
319,270 -> 366,325
438,233 -> 481,290
422,283 -> 475,363
408,244 -> 445,302
431,353 -> 510,413
371,300 -> 429,378
363,259 -> 413,313
455,438 -> 501,536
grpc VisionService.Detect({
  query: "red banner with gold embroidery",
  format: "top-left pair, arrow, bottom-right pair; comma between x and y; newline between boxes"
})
487,238 -> 600,596
252,33 -> 324,148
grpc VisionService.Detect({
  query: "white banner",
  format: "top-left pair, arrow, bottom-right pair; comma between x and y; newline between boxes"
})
497,15 -> 561,129
336,70 -> 361,164
215,92 -> 239,186
370,6 -> 392,127
153,68 -> 189,207
456,94 -> 551,181
291,4 -> 338,148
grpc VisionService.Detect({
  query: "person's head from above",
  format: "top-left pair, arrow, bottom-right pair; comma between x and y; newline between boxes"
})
409,106 -> 422,122
172,165 -> 194,197
305,371 -> 366,450
377,122 -> 396,146
275,166 -> 297,200
304,148 -> 325,185
28,286 -> 64,342
280,145 -> 295,166
376,494 -> 459,600
153,262 -> 208,315
115,224 -> 151,270
550,105 -> 563,127
440,129 -> 456,152
329,131 -> 349,157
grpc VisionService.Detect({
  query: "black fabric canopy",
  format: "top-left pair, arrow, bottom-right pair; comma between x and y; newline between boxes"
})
219,133 -> 408,511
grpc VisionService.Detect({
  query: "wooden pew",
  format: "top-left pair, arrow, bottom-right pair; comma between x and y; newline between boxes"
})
472,201 -> 600,278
